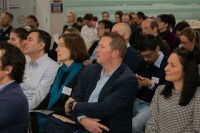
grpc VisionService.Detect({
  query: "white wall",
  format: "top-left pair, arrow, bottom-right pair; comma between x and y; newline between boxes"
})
35,0 -> 65,35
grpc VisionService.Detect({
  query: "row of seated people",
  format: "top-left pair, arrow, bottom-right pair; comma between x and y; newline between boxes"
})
1,28 -> 199,133
1,11 -> 200,133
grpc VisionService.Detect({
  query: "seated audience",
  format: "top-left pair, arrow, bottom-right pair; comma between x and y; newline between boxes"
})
0,42 -> 28,133
174,21 -> 190,37
44,32 -> 138,133
62,11 -> 78,33
132,34 -> 168,133
31,33 -> 88,133
26,15 -> 39,30
135,11 -> 146,26
102,11 -> 110,21
145,47 -> 200,132
141,19 -> 171,56
21,29 -> 59,110
85,20 -> 113,64
81,13 -> 98,49
179,27 -> 200,84
156,14 -> 178,51
76,17 -> 84,31
174,21 -> 190,46
8,27 -> 29,52
114,10 -> 123,23
0,12 -> 14,42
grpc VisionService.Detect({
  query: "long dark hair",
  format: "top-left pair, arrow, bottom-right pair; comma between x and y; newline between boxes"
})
161,47 -> 199,106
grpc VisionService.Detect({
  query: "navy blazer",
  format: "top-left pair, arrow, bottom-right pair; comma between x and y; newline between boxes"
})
123,47 -> 141,73
71,64 -> 138,133
0,82 -> 29,133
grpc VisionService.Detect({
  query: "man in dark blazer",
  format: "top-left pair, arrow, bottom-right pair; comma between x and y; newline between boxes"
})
45,32 -> 138,133
0,42 -> 28,133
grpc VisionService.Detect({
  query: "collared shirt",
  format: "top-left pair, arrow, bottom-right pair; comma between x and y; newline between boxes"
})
90,41 -> 99,61
88,65 -> 120,103
149,51 -> 164,89
81,25 -> 98,49
0,80 -> 15,92
21,54 -> 59,110
127,42 -> 131,48
154,51 -> 164,68
77,64 -> 121,121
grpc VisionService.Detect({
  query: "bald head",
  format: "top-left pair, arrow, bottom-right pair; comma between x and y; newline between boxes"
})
141,19 -> 158,36
112,23 -> 131,42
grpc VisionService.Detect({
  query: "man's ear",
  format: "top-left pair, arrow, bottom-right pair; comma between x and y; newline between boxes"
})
123,32 -> 129,41
38,42 -> 45,51
4,65 -> 13,75
112,49 -> 120,58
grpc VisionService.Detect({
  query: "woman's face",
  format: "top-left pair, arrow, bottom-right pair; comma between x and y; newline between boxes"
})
156,18 -> 168,32
8,32 -> 25,51
179,35 -> 194,51
56,38 -> 71,63
165,53 -> 184,83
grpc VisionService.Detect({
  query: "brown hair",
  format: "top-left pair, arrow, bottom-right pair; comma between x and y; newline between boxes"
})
180,27 -> 200,44
60,33 -> 88,62
103,32 -> 127,58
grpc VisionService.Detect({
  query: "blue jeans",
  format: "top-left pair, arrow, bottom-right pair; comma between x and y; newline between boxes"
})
132,98 -> 150,133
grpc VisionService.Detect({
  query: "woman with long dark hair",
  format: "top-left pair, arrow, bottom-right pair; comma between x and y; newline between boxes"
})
145,47 -> 200,132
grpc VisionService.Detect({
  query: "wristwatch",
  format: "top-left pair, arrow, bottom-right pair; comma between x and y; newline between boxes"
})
68,101 -> 75,112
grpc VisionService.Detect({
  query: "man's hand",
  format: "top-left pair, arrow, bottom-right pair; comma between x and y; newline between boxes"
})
136,75 -> 152,87
64,97 -> 75,113
83,59 -> 92,65
79,117 -> 109,133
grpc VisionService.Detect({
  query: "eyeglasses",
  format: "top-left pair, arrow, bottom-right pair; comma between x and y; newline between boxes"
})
140,51 -> 155,59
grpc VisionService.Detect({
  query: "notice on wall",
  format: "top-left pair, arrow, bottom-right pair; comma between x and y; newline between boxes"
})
51,2 -> 63,13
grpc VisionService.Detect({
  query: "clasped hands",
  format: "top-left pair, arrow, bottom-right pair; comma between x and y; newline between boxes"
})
64,98 -> 109,133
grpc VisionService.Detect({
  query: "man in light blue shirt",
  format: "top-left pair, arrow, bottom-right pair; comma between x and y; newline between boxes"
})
21,29 -> 59,110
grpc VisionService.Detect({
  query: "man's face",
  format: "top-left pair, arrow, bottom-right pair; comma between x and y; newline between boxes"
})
122,15 -> 130,24
0,13 -> 11,27
102,13 -> 109,20
0,50 -> 8,84
67,13 -> 75,24
96,36 -> 113,65
97,23 -> 106,39
115,15 -> 121,23
26,18 -> 38,29
140,50 -> 158,64
141,21 -> 152,35
24,32 -> 42,56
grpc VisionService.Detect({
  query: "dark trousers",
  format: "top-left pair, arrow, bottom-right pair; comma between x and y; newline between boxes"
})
44,116 -> 89,133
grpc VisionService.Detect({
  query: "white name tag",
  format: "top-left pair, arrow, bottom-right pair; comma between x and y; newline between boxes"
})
62,86 -> 72,96
151,77 -> 159,84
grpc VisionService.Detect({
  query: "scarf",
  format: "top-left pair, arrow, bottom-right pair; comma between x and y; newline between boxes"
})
47,62 -> 83,109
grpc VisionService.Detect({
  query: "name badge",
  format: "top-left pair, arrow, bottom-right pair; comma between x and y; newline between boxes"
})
151,77 -> 159,84
62,86 -> 72,96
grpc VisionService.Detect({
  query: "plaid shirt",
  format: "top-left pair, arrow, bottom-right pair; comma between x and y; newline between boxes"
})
145,85 -> 200,133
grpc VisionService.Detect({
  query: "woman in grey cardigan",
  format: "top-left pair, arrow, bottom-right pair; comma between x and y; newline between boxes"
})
145,47 -> 200,133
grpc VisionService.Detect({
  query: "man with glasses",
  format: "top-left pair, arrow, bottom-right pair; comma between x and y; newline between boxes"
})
132,34 -> 167,133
